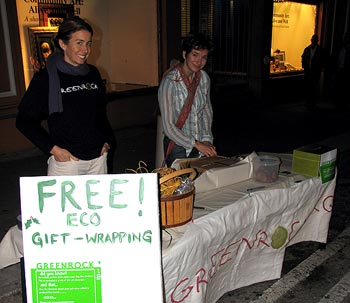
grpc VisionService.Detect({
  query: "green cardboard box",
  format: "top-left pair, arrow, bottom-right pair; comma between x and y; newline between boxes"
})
292,144 -> 337,183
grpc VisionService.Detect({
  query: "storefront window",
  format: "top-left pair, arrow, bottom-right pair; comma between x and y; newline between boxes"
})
271,1 -> 317,74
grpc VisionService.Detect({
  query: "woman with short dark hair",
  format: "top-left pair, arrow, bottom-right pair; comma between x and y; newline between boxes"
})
158,34 -> 217,167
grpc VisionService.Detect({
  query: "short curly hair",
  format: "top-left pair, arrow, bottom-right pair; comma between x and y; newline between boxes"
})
181,33 -> 213,61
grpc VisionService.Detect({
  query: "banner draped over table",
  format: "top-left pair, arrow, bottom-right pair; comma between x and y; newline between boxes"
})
162,175 -> 335,303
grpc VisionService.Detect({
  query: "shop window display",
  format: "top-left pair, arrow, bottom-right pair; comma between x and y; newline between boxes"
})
271,1 -> 317,74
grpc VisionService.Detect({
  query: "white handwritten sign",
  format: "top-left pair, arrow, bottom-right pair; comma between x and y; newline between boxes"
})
20,173 -> 163,303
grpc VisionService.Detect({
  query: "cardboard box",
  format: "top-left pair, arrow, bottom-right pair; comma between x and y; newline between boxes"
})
292,144 -> 337,183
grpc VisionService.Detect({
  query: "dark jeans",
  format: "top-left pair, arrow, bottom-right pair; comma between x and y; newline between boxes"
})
163,136 -> 199,167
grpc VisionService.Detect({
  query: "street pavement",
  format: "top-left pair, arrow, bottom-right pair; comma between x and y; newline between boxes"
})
0,97 -> 349,302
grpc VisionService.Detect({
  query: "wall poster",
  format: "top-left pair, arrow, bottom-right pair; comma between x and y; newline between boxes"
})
38,2 -> 75,27
28,26 -> 58,71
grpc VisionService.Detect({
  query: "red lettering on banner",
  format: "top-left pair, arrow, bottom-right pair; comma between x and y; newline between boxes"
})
171,269 -> 208,303
196,268 -> 208,292
170,234 -> 264,301
171,277 -> 193,302
220,240 -> 238,265
241,230 -> 270,249
169,225 -> 298,301
257,230 -> 269,247
322,195 -> 333,212
315,194 -> 333,212
208,247 -> 225,279
289,221 -> 301,240
169,206 -> 331,301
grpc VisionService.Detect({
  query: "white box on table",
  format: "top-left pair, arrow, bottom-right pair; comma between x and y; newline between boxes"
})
172,154 -> 255,193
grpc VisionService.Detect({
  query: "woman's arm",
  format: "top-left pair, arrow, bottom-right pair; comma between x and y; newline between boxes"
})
199,74 -> 214,143
15,71 -> 55,155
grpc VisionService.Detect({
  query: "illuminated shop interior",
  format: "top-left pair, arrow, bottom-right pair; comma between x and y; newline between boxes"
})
270,1 -> 317,74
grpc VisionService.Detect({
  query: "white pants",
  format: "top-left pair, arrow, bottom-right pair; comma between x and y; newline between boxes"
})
47,153 -> 108,176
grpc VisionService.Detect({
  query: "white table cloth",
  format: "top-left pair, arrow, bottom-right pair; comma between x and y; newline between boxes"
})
0,225 -> 23,269
0,154 -> 336,303
161,154 -> 336,303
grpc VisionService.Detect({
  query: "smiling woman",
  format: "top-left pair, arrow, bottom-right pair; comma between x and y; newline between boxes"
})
16,16 -> 116,176
158,34 -> 217,168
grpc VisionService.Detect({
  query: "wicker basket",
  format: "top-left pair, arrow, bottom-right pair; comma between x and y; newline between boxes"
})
159,168 -> 196,228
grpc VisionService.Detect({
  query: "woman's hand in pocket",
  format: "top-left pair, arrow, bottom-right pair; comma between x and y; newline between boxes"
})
100,142 -> 110,156
50,145 -> 79,162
